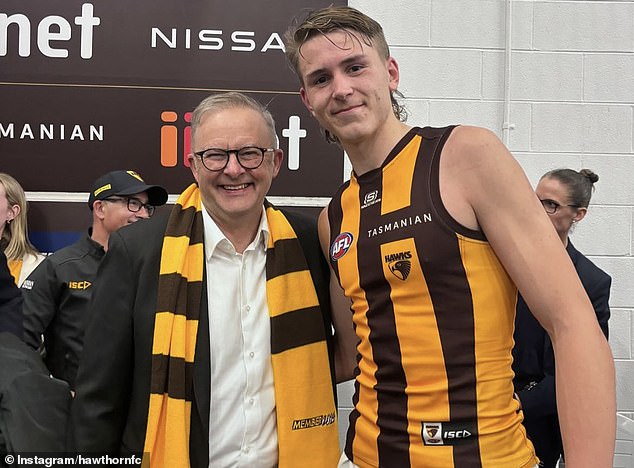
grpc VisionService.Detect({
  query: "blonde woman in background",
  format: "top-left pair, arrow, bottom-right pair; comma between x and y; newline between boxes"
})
0,173 -> 45,286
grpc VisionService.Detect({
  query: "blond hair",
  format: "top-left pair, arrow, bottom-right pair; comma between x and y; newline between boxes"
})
0,173 -> 39,261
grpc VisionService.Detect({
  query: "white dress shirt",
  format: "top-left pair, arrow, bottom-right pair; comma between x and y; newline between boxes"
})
202,207 -> 277,468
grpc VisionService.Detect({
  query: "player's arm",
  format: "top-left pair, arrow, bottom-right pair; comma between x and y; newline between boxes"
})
443,125 -> 615,467
318,207 -> 357,383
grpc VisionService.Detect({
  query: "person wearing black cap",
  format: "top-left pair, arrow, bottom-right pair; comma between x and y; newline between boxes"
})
21,170 -> 168,389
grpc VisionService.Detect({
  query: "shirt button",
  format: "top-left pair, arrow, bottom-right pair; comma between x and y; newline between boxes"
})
243,447 -> 250,454
245,305 -> 251,312
249,398 -> 255,405
249,351 -> 255,358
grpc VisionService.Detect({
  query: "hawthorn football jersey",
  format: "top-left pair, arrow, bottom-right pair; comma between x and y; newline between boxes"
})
328,126 -> 538,468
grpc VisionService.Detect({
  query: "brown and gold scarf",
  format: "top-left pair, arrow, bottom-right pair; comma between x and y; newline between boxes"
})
143,183 -> 339,468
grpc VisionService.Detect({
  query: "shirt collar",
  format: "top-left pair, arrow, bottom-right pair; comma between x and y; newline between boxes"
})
201,205 -> 269,260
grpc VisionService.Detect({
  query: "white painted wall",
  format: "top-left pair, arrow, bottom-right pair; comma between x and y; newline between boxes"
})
337,0 -> 634,464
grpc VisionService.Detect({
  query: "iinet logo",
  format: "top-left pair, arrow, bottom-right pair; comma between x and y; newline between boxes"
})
160,111 -> 192,168
0,3 -> 100,59
160,110 -> 308,170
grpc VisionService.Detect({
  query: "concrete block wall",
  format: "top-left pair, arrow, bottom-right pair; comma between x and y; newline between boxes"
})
338,0 -> 634,462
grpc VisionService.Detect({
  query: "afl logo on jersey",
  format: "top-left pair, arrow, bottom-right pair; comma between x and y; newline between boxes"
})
330,232 -> 354,261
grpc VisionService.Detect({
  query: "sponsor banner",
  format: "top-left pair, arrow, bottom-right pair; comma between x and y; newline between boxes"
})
0,0 -> 339,90
1,0 -> 346,251
0,85 -> 343,197
0,0 -> 346,202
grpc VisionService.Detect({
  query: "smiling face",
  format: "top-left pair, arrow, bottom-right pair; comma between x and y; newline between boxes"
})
93,191 -> 151,235
297,29 -> 400,147
188,106 -> 283,231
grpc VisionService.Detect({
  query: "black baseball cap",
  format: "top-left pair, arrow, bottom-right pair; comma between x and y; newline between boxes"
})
88,170 -> 168,209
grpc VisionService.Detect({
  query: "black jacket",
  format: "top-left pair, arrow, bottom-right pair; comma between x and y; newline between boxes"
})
69,207 -> 334,467
0,332 -> 71,455
0,251 -> 22,339
21,232 -> 105,389
512,240 -> 611,467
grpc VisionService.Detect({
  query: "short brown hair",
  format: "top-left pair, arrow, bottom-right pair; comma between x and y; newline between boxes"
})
284,6 -> 406,142
285,6 -> 390,78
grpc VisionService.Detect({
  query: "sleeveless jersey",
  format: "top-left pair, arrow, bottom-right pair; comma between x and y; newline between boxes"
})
328,127 -> 538,468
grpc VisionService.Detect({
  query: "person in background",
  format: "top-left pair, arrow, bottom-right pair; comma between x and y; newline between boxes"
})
285,6 -> 615,468
0,250 -> 71,455
513,168 -> 611,468
0,250 -> 23,339
21,170 -> 168,389
0,173 -> 45,286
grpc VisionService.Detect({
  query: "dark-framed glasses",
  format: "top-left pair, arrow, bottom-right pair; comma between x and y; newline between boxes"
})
104,197 -> 156,217
539,198 -> 579,214
193,146 -> 275,172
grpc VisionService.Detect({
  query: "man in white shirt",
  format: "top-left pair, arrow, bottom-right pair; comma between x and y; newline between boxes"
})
69,92 -> 340,468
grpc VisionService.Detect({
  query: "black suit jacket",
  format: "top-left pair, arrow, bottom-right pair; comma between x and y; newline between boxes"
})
69,207 -> 333,467
0,251 -> 23,339
512,240 -> 611,467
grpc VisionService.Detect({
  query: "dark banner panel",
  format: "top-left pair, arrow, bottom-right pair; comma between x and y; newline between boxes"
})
0,85 -> 343,197
0,0 -> 347,251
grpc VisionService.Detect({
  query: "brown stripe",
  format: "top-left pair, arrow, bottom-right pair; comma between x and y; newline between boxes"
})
355,176 -> 411,468
270,306 -> 326,354
149,354 -> 194,401
156,273 -> 203,321
266,238 -> 310,280
165,205 -> 204,244
418,128 -> 482,466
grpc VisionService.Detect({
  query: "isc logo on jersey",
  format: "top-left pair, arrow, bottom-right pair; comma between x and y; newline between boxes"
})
330,232 -> 353,262
422,422 -> 474,446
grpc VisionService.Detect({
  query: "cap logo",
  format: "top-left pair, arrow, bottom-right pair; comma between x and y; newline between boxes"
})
126,170 -> 144,182
94,183 -> 111,196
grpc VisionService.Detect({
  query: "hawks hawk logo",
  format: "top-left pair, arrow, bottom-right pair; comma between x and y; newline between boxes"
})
384,251 -> 412,280
423,423 -> 442,445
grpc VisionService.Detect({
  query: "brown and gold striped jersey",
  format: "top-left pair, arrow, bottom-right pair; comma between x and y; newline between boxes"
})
329,127 -> 538,468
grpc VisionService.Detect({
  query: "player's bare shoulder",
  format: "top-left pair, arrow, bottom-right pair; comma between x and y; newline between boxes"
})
443,125 -> 507,171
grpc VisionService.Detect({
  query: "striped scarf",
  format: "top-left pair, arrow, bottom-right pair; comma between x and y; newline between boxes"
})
143,183 -> 339,468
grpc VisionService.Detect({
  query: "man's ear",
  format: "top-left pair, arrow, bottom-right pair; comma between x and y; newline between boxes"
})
300,88 -> 315,116
92,200 -> 106,220
188,154 -> 201,185
386,56 -> 400,93
271,149 -> 284,178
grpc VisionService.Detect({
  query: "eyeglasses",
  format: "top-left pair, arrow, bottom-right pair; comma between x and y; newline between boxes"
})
103,197 -> 156,217
540,199 -> 579,214
193,146 -> 275,172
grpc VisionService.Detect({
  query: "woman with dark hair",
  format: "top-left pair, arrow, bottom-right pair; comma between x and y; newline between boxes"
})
513,168 -> 611,467
0,173 -> 45,286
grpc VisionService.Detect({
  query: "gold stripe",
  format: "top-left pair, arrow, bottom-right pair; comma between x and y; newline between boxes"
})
381,135 -> 420,215
159,239 -> 204,281
151,313 -> 198,362
265,205 -> 298,247
266,270 -> 318,317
